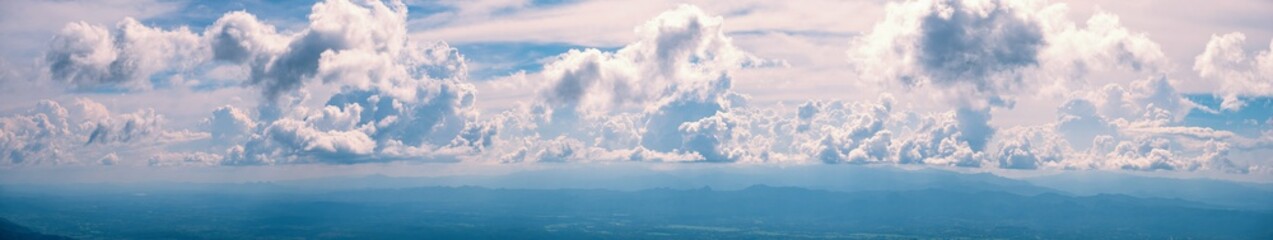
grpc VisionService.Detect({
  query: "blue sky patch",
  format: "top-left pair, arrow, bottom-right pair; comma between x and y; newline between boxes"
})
455,41 -> 620,81
1184,94 -> 1273,137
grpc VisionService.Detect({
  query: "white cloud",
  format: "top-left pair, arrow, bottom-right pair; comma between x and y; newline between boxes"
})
849,0 -> 1169,110
991,125 -> 1068,169
204,105 -> 257,144
31,0 -> 494,165
461,1 -> 1262,174
891,109 -> 987,167
266,118 -> 376,158
984,75 -> 1250,173
44,18 -> 203,90
1090,76 -> 1195,123
848,0 -> 1049,109
198,0 -> 490,165
4,0 -> 1271,177
0,0 -> 183,63
84,108 -> 163,145
204,11 -> 289,64
146,151 -> 223,167
215,0 -> 416,101
533,5 -> 767,117
836,1 -> 1181,171
480,4 -> 771,163
1193,32 -> 1273,110
0,98 -> 199,166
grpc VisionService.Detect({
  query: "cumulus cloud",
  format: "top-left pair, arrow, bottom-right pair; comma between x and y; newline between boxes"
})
266,118 -> 376,159
891,110 -> 986,167
197,0 -> 489,165
719,96 -> 1003,168
824,0 -> 1254,173
10,0 -> 1269,175
233,0 -> 415,101
204,11 -> 287,64
484,4 -> 770,163
849,0 -> 1168,108
34,0 -> 492,165
465,1 -> 1254,174
990,125 -> 1068,169
84,108 -> 163,145
533,5 -> 769,116
980,75 -> 1249,172
0,98 -> 197,166
204,105 -> 257,144
837,0 -> 1177,170
849,0 -> 1045,108
1193,32 -> 1273,110
145,151 -> 222,167
44,18 -> 203,90
796,99 -> 894,164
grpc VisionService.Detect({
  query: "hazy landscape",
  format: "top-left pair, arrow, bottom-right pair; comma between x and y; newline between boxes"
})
2,0 -> 1272,239
3,166 -> 1270,239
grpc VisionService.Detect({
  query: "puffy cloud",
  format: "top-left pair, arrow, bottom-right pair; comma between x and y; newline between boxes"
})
205,1 -> 487,165
146,151 -> 222,167
777,74 -> 1236,172
36,0 -> 493,165
1193,32 -> 1273,110
991,125 -> 1068,169
534,5 -> 766,116
0,100 -> 76,165
676,112 -> 752,163
491,4 -> 770,163
204,11 -> 287,64
265,118 -> 376,159
84,108 -> 163,145
1198,140 -> 1245,174
38,0 -> 490,165
1101,137 -> 1178,171
981,75 -> 1250,172
891,110 -> 986,167
1083,76 -> 1195,124
1084,136 -> 1236,172
798,99 -> 895,164
10,0 -> 1270,175
831,0 -> 1252,173
642,94 -> 1003,167
0,98 -> 195,166
538,49 -> 642,116
238,0 -> 414,101
849,0 -> 1046,108
39,0 -> 475,100
44,18 -> 203,90
849,0 -> 1168,108
204,105 -> 257,144
839,0 -> 1176,169
98,152 -> 119,165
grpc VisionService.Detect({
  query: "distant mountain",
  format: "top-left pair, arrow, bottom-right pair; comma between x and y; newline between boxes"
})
0,218 -> 73,240
2,185 -> 1267,239
274,165 -> 1060,196
10,165 -> 1269,212
314,186 -> 1273,238
1024,171 -> 1273,210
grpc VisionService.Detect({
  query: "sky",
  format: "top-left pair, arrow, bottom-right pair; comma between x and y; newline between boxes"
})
0,0 -> 1271,183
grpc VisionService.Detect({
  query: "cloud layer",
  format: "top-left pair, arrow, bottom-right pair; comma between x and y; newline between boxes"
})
1,0 -> 1270,175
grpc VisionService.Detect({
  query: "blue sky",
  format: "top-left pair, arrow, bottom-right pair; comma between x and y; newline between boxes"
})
0,0 -> 1271,182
